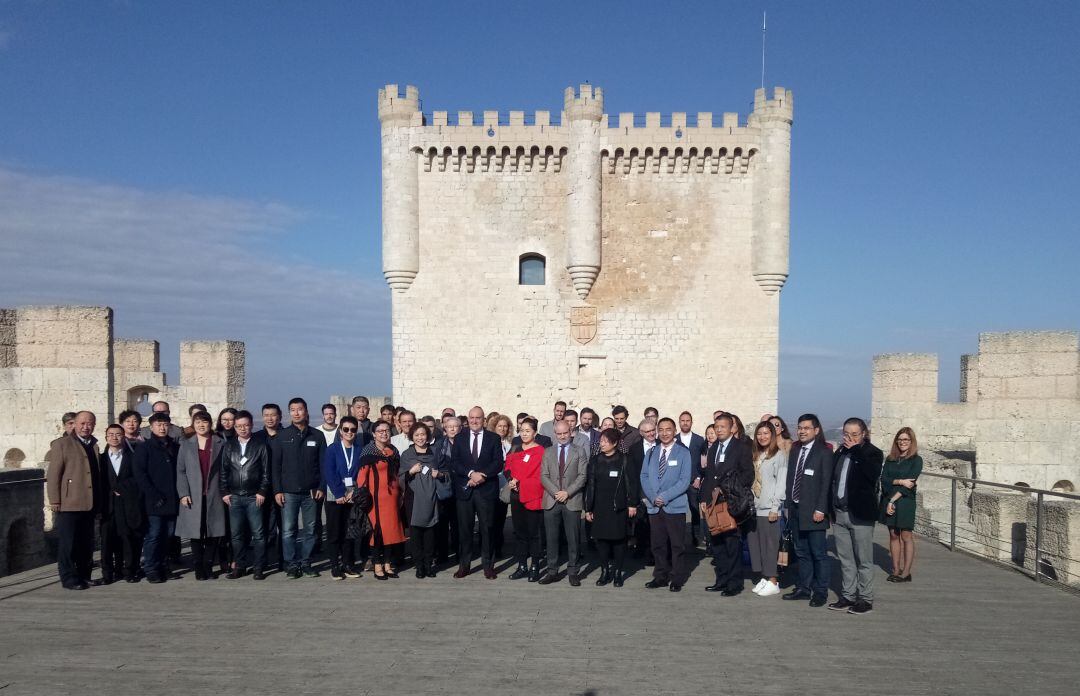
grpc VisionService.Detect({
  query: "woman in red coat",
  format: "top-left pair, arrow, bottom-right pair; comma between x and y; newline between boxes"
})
359,421 -> 406,580
504,417 -> 545,581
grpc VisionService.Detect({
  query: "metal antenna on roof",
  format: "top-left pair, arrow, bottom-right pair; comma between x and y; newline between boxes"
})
761,10 -> 767,89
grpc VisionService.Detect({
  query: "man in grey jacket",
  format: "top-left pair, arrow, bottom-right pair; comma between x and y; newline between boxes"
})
538,421 -> 588,586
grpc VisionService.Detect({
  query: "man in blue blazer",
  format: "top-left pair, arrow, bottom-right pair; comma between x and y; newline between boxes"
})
640,417 -> 693,591
449,406 -> 505,579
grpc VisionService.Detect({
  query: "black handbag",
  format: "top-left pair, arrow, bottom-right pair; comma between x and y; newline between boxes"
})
777,527 -> 793,567
346,487 -> 374,540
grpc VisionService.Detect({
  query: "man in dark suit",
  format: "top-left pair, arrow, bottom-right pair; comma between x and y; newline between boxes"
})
626,418 -> 657,564
677,411 -> 708,547
829,417 -> 884,615
449,406 -> 504,578
700,413 -> 755,595
133,412 -> 181,584
99,424 -> 144,583
782,413 -> 835,607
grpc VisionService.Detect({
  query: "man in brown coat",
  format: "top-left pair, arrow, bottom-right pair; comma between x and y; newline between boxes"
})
46,410 -> 103,590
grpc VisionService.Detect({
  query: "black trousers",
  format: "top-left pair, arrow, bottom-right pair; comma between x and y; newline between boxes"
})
456,494 -> 494,568
595,538 -> 627,571
100,517 -> 141,580
492,499 -> 508,559
510,499 -> 543,566
435,497 -> 457,563
410,525 -> 436,567
710,528 -> 743,591
649,511 -> 687,585
189,537 -> 226,573
262,503 -> 284,569
56,511 -> 95,584
324,501 -> 356,568
634,513 -> 654,561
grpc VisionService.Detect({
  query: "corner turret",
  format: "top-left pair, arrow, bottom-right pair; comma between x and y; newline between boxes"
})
379,84 -> 421,292
749,86 -> 793,295
564,85 -> 603,299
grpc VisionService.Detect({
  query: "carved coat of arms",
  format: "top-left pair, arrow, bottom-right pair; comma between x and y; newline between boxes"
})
570,306 -> 597,345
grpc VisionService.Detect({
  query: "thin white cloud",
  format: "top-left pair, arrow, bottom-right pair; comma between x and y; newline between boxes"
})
0,166 -> 391,407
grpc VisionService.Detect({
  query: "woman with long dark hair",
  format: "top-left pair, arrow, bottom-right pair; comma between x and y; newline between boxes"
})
359,421 -> 406,580
880,427 -> 922,583
746,421 -> 787,597
215,407 -> 238,440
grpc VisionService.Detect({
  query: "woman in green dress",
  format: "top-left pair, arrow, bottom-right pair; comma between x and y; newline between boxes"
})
879,427 -> 922,583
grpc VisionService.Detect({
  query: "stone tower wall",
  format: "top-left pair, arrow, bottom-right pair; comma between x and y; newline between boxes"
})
380,85 -> 791,425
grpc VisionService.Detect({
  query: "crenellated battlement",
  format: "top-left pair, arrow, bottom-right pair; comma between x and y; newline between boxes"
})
564,84 -> 604,122
378,83 -> 422,127
750,86 -> 793,124
394,85 -> 788,150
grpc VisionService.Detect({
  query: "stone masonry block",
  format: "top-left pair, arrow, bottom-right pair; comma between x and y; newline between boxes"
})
979,331 -> 1079,355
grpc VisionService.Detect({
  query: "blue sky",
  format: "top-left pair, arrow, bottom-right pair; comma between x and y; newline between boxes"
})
1,1 -> 1078,426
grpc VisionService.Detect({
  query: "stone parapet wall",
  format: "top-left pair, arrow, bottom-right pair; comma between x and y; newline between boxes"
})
872,331 -> 1080,490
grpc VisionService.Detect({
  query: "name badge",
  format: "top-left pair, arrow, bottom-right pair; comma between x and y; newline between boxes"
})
523,454 -> 530,462
421,466 -> 430,475
306,441 -> 316,447
608,470 -> 619,478
718,454 -> 726,463
668,460 -> 678,466
344,477 -> 354,487
804,469 -> 815,476
240,456 -> 248,466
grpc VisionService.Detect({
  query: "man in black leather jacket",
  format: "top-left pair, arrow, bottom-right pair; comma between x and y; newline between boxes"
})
220,411 -> 271,579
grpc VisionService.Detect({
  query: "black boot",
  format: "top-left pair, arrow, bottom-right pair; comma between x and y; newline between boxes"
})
416,563 -> 427,579
528,562 -> 541,582
191,541 -> 206,580
613,568 -> 624,587
425,560 -> 437,579
596,564 -> 611,586
509,563 -> 529,580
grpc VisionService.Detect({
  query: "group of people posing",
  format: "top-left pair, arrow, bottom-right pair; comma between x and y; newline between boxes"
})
45,397 -> 924,615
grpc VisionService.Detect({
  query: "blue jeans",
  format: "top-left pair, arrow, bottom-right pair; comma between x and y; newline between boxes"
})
789,504 -> 830,597
229,495 -> 266,571
281,492 -> 316,569
142,514 -> 176,577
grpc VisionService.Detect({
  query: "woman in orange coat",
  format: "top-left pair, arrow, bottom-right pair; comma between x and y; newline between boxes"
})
359,421 -> 407,580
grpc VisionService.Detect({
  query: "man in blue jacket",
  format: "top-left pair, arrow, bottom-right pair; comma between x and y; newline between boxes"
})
640,417 -> 692,592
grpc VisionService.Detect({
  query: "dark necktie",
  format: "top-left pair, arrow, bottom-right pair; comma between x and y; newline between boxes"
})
472,432 -> 479,463
558,445 -> 566,489
658,447 -> 668,479
792,445 -> 809,503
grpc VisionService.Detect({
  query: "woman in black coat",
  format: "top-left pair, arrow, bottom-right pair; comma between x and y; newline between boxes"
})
584,428 -> 640,588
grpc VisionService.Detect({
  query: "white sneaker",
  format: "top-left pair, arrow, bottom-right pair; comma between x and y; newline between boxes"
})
751,579 -> 767,594
758,581 -> 780,597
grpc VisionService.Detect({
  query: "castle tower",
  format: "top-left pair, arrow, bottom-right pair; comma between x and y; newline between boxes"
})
378,84 -> 421,292
563,84 -> 603,299
749,87 -> 793,294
